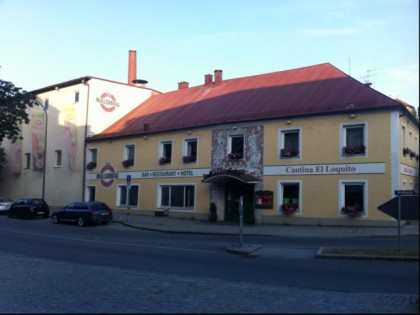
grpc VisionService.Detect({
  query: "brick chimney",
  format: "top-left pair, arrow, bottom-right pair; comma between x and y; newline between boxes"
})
204,74 -> 213,85
128,50 -> 137,86
214,70 -> 223,83
178,81 -> 189,90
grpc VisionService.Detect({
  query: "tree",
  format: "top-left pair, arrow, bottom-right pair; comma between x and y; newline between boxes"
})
0,79 -> 37,174
0,79 -> 36,143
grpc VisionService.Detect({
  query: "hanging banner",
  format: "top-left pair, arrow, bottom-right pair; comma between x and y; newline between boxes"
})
63,104 -> 77,170
10,137 -> 22,174
31,111 -> 45,172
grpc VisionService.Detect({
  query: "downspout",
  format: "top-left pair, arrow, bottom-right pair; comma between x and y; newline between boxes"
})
82,79 -> 90,201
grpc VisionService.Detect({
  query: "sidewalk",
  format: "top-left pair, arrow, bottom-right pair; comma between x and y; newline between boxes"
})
111,209 -> 419,260
112,209 -> 419,238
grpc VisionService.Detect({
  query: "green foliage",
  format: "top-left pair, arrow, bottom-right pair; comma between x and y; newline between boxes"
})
0,79 -> 36,143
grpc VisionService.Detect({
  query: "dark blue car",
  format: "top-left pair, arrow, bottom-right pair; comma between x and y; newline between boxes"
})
51,201 -> 113,227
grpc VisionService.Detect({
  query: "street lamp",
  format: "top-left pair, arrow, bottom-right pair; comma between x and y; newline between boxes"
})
34,99 -> 48,200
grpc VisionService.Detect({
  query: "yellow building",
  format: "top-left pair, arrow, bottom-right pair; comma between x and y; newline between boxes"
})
85,63 -> 419,226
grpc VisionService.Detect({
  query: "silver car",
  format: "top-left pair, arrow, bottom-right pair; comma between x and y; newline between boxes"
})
0,198 -> 13,214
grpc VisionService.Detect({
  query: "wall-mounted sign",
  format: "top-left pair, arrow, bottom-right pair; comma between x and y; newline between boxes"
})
96,92 -> 120,112
264,163 -> 385,176
254,190 -> 273,209
97,165 -> 118,187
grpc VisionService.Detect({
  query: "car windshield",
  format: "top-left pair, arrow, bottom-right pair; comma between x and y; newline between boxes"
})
90,203 -> 109,211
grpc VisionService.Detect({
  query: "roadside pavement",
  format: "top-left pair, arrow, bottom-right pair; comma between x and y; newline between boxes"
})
111,209 -> 419,260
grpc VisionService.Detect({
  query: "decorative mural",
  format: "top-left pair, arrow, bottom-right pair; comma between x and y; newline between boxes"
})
211,124 -> 263,179
31,111 -> 46,172
10,137 -> 22,174
63,104 -> 77,170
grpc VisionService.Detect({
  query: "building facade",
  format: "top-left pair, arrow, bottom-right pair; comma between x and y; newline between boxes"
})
0,75 -> 159,206
86,64 -> 418,225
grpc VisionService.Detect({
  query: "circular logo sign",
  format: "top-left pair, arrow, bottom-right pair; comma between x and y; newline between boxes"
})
98,164 -> 118,187
97,92 -> 120,112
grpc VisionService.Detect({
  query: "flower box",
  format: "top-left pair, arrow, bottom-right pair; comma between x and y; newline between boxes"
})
159,157 -> 171,165
182,155 -> 196,163
86,161 -> 97,170
280,203 -> 298,215
342,145 -> 366,155
122,159 -> 134,168
280,148 -> 299,158
228,152 -> 243,160
341,205 -> 363,217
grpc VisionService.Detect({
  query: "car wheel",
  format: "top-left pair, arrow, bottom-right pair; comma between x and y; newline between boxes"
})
23,211 -> 31,220
43,212 -> 50,219
7,211 -> 13,218
77,217 -> 85,227
52,214 -> 59,224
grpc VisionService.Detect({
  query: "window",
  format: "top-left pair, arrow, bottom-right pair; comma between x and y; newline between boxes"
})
340,180 -> 367,217
159,141 -> 172,164
402,126 -> 406,148
159,185 -> 195,209
341,123 -> 366,155
87,186 -> 96,202
55,150 -> 62,167
280,129 -> 300,158
89,148 -> 97,163
183,138 -> 197,163
118,185 -> 139,207
75,91 -> 79,103
279,181 -> 301,215
25,153 -> 30,169
122,144 -> 135,167
44,99 -> 49,110
229,135 -> 244,160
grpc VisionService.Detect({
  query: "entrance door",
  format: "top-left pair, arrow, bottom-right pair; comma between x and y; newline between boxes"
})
224,181 -> 255,223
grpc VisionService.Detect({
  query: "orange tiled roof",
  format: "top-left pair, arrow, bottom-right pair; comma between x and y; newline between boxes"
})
89,63 -> 401,140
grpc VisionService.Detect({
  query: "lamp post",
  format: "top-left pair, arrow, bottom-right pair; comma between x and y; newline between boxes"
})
34,100 -> 48,200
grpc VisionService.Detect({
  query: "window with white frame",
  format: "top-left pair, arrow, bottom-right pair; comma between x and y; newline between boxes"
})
122,144 -> 135,167
118,185 -> 139,207
159,185 -> 195,209
44,98 -> 49,110
279,181 -> 301,215
279,129 -> 300,158
183,138 -> 197,163
74,91 -> 79,103
340,180 -> 367,217
228,134 -> 244,160
402,126 -> 406,148
341,123 -> 366,155
55,150 -> 62,167
159,141 -> 172,164
89,148 -> 97,163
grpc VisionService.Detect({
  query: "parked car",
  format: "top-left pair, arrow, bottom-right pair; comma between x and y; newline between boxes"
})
51,201 -> 113,227
8,198 -> 50,219
0,197 -> 13,214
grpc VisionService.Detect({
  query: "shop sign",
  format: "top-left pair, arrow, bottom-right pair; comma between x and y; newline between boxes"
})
96,92 -> 120,112
264,163 -> 385,176
254,190 -> 273,209
97,165 -> 118,187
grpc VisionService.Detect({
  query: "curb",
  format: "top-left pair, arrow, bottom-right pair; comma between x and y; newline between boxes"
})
315,247 -> 420,262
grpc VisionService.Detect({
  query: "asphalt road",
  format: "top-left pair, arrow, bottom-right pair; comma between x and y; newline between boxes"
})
0,215 -> 418,313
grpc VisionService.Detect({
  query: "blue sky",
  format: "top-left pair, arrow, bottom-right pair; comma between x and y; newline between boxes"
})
1,0 -> 418,108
